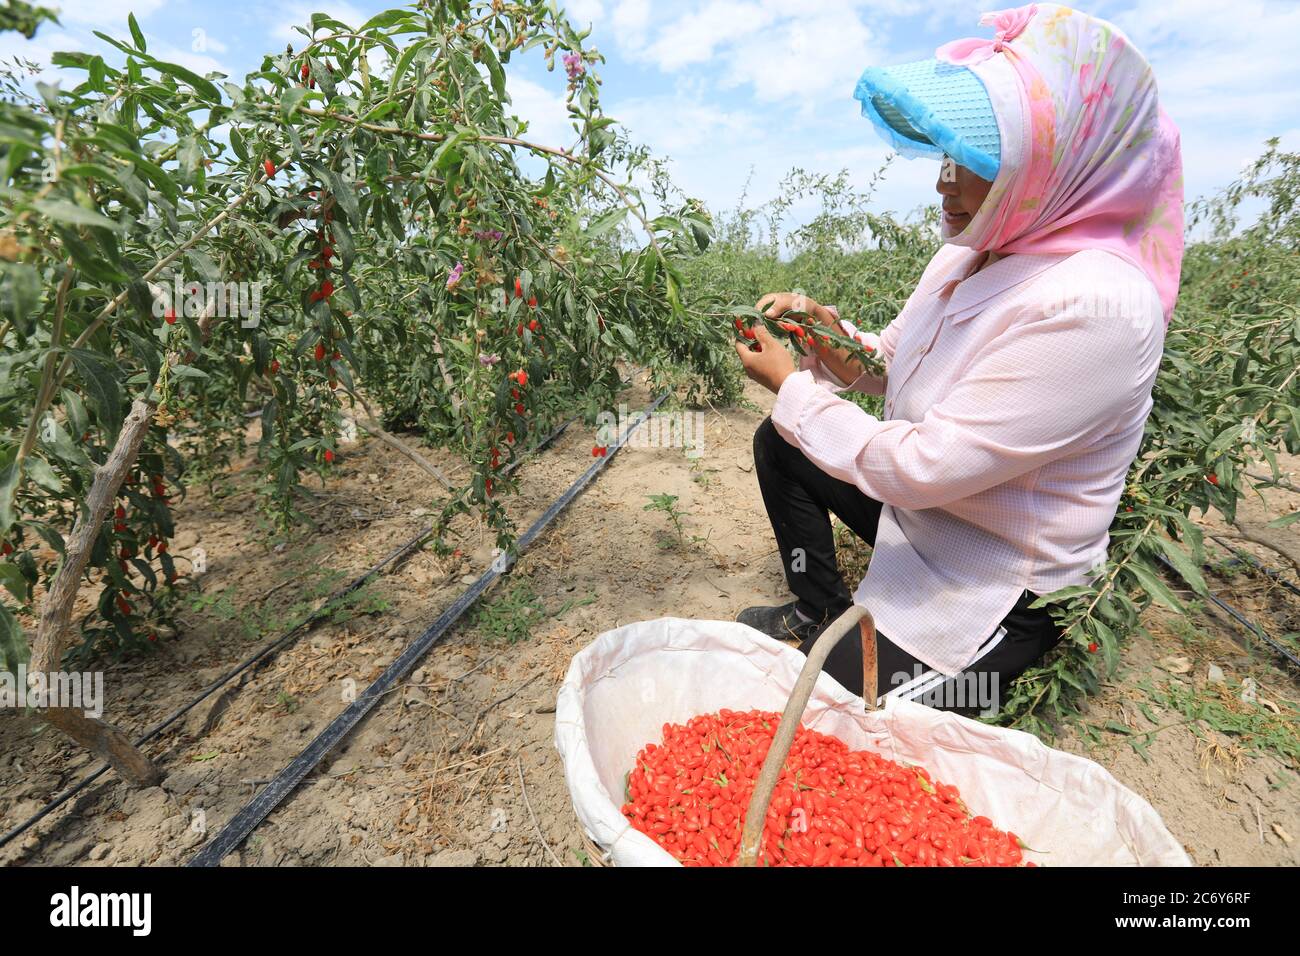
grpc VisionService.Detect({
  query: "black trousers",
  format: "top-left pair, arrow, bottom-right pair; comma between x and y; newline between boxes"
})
753,417 -> 1065,713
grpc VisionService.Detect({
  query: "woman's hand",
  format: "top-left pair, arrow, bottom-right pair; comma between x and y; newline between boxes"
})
734,324 -> 796,394
755,291 -> 866,387
755,291 -> 833,328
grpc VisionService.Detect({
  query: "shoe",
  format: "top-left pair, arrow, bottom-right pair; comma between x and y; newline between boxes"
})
736,601 -> 822,643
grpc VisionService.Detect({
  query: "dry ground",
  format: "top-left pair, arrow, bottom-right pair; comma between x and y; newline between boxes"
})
2,375 -> 1296,866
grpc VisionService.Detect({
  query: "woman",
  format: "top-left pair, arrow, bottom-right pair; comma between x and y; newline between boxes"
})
734,3 -> 1183,713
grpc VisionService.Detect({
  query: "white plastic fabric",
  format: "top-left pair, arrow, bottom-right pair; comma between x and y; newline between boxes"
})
554,617 -> 1190,867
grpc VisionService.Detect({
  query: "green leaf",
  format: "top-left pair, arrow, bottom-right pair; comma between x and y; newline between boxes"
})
309,56 -> 337,99
149,59 -> 220,103
68,348 -> 124,442
0,602 -> 28,673
1127,559 -> 1184,612
585,207 -> 626,238
128,13 -> 147,52
1154,536 -> 1206,595
359,9 -> 417,29
480,44 -> 508,101
323,167 -> 359,224
23,455 -> 62,494
0,562 -> 28,604
0,450 -> 18,533
1,262 -> 41,336
1267,511 -> 1300,529
431,130 -> 470,171
169,365 -> 209,380
32,199 -> 120,233
390,37 -> 431,91
1205,422 -> 1245,460
280,86 -> 309,120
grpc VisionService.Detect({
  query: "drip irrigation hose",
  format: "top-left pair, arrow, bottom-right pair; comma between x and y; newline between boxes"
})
1155,554 -> 1300,671
1206,532 -> 1300,599
187,392 -> 670,866
0,413 -> 578,852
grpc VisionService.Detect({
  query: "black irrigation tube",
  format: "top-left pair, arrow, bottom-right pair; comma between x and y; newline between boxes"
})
1155,554 -> 1300,672
0,413 -> 579,852
187,391 -> 670,866
1206,532 -> 1300,600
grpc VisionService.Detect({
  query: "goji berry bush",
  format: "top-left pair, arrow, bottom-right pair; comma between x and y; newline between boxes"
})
0,2 -> 735,676
623,709 -> 1028,866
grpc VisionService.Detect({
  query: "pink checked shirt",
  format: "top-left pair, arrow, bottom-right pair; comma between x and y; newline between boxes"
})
771,243 -> 1166,675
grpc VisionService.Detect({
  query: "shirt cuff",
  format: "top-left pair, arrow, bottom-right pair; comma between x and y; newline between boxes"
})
771,369 -> 822,445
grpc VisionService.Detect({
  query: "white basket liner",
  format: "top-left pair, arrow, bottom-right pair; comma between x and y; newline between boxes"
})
554,616 -> 1190,867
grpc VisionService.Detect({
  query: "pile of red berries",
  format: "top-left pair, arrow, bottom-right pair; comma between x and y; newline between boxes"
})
622,708 -> 1031,867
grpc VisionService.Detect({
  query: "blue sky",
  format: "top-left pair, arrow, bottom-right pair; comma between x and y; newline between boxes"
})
5,1 -> 1299,238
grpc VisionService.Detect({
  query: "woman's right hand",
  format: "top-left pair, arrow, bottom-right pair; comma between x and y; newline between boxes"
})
754,292 -> 864,385
754,291 -> 834,327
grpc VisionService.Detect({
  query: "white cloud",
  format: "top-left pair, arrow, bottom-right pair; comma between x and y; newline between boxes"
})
1113,0 -> 1300,131
561,0 -> 606,28
505,71 -> 576,150
609,93 -> 759,156
48,0 -> 168,28
146,36 -> 227,77
611,0 -> 651,44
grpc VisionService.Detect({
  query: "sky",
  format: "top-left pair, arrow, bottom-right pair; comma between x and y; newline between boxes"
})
4,0 -> 1298,240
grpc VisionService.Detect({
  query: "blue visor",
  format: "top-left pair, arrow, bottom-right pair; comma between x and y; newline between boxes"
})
853,58 -> 1001,182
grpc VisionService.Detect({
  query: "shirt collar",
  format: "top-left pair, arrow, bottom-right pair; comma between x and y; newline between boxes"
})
926,247 -> 1066,323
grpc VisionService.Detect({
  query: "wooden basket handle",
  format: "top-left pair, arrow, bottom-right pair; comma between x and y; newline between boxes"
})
735,603 -> 876,867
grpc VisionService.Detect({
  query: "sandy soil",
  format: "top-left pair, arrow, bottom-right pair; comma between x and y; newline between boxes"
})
2,375 -> 1296,867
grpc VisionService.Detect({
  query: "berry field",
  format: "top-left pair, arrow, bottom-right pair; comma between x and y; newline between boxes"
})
0,3 -> 1297,867
1,374 -> 1296,865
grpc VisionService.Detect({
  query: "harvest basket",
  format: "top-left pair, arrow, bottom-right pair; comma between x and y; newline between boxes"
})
554,609 -> 1190,867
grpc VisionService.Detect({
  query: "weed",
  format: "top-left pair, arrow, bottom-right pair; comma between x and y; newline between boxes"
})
471,579 -> 595,644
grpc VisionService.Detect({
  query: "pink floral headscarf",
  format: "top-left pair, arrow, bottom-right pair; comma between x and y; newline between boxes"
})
936,4 -> 1184,325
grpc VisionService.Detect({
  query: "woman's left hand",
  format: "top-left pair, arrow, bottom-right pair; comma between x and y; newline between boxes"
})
734,324 -> 796,394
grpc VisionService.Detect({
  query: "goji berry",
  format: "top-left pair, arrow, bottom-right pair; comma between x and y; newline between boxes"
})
622,709 -> 1026,868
